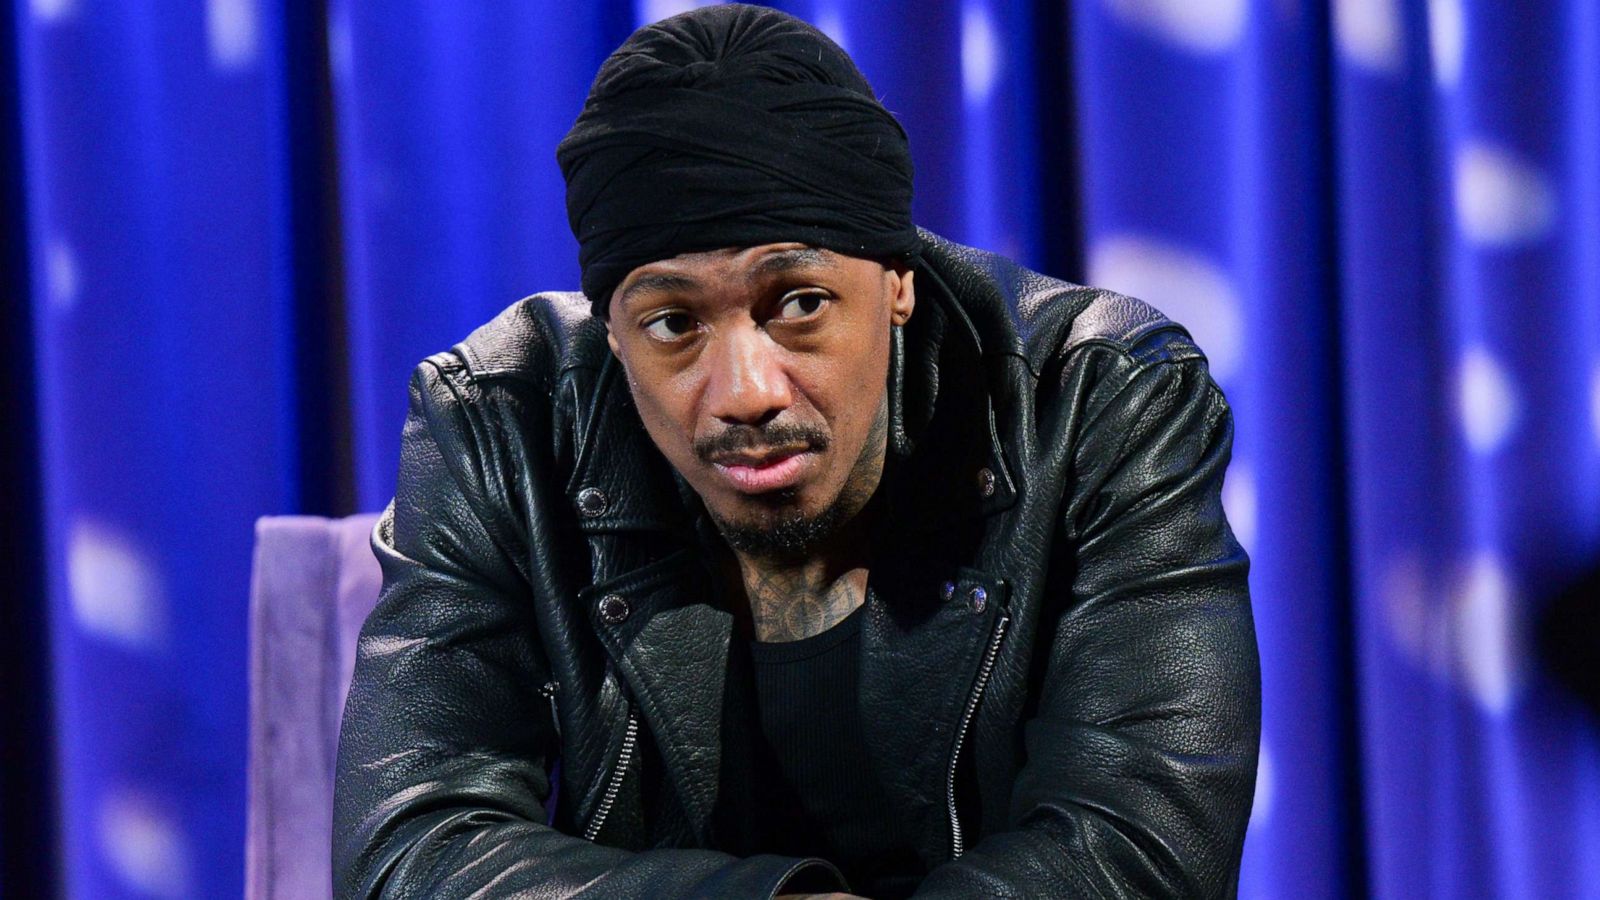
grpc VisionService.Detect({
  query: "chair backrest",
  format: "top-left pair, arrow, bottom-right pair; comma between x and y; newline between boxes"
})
246,513 -> 383,900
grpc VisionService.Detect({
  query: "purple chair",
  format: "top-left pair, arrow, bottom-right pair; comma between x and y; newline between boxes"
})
246,513 -> 383,900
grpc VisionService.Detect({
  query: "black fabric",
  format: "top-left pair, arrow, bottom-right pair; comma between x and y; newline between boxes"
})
556,4 -> 919,316
739,599 -> 924,898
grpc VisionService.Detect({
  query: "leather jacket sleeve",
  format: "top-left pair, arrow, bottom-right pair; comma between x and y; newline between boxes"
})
915,339 -> 1261,898
331,360 -> 846,899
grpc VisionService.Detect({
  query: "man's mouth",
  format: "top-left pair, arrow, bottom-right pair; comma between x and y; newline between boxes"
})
709,447 -> 813,494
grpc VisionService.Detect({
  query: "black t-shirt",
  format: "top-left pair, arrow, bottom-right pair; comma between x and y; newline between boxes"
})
735,597 -> 925,898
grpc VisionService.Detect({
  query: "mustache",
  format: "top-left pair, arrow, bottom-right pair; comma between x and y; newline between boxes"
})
694,421 -> 831,462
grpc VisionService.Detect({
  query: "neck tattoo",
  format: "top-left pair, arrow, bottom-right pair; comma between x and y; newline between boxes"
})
744,563 -> 866,642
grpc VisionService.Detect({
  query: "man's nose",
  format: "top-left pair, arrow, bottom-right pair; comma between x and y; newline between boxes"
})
704,327 -> 792,425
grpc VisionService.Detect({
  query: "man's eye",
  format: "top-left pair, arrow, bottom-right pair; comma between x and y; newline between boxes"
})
775,293 -> 829,320
642,312 -> 697,340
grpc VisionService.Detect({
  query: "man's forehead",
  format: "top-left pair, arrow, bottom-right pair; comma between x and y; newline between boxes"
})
641,244 -> 838,275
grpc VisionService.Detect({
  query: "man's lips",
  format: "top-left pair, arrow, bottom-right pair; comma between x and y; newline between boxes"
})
710,449 -> 813,493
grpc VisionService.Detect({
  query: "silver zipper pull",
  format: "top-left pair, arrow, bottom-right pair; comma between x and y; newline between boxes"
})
540,680 -> 562,739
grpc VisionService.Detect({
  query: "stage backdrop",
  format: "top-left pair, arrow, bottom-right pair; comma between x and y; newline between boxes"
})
4,0 -> 1598,897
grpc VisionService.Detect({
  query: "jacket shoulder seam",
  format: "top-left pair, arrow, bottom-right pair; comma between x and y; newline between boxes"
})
448,293 -> 590,388
1063,327 -> 1205,372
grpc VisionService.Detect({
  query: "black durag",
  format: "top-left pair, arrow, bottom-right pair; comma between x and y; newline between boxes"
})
556,4 -> 920,317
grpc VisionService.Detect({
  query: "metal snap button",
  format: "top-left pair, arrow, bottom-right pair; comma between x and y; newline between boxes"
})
967,585 -> 988,614
941,581 -> 957,602
599,593 -> 630,625
577,486 -> 609,518
976,467 -> 996,499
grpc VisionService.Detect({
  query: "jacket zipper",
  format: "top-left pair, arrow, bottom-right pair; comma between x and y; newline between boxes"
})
583,707 -> 639,841
947,612 -> 1009,859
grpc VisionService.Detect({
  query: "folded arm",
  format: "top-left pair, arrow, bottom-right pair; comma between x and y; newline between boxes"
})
915,343 -> 1261,898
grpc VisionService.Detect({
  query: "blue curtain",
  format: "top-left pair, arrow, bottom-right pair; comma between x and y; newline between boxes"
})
4,1 -> 1597,897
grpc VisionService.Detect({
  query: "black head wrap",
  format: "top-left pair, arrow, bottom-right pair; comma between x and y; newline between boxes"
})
557,4 -> 919,317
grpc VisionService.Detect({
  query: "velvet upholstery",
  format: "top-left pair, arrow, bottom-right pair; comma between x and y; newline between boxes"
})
246,514 -> 383,900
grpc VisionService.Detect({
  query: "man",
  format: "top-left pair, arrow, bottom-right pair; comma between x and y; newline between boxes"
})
334,6 -> 1259,899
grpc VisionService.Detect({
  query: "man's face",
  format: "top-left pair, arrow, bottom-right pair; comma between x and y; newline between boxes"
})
605,243 -> 916,560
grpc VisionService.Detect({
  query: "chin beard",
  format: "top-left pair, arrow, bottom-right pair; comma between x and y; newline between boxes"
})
712,488 -> 857,563
707,395 -> 890,563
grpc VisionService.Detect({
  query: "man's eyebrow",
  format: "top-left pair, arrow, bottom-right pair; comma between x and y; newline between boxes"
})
617,272 -> 699,313
748,248 -> 836,280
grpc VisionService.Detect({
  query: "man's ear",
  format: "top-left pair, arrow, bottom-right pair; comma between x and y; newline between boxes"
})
605,320 -> 621,358
889,264 -> 915,327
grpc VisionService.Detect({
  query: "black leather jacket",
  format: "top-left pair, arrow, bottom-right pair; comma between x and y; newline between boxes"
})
333,231 -> 1261,899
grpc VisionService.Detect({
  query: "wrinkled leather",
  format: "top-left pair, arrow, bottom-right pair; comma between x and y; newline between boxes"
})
333,230 -> 1261,899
